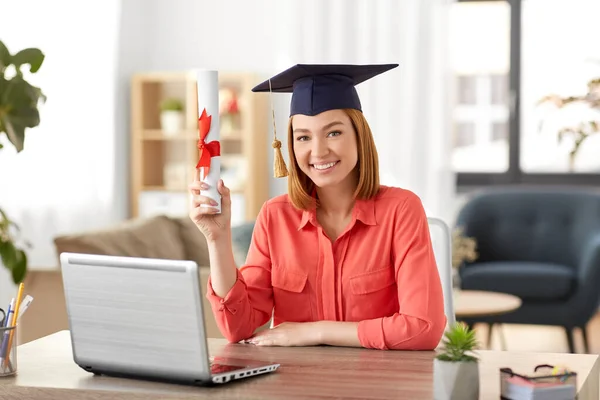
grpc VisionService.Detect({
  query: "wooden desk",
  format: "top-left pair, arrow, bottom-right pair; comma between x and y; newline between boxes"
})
0,331 -> 598,399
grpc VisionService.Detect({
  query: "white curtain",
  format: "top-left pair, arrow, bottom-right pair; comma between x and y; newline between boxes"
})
0,0 -> 122,275
272,0 -> 456,223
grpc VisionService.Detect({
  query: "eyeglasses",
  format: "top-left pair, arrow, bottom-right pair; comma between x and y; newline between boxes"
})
501,364 -> 576,384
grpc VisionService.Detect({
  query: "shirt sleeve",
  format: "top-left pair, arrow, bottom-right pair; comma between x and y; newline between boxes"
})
205,203 -> 274,343
357,192 -> 447,350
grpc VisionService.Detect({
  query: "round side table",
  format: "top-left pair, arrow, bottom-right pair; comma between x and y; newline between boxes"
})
453,290 -> 522,350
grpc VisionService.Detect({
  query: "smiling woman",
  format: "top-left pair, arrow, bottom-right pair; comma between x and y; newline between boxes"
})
287,109 -> 379,211
188,64 -> 447,351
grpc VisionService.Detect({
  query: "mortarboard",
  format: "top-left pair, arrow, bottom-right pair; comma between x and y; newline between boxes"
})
252,63 -> 399,178
252,63 -> 399,117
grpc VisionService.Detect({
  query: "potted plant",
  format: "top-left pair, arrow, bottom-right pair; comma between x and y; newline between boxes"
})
159,98 -> 183,135
451,227 -> 478,289
0,40 -> 46,284
218,87 -> 240,132
433,322 -> 480,400
538,77 -> 600,171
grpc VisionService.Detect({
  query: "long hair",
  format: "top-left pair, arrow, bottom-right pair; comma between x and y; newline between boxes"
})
287,109 -> 380,210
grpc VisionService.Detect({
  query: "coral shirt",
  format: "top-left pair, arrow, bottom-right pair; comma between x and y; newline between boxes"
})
206,186 -> 447,350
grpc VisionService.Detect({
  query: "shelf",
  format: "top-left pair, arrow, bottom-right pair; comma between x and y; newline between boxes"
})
142,185 -> 189,192
139,129 -> 243,141
141,130 -> 197,140
141,185 -> 245,194
130,70 -> 270,223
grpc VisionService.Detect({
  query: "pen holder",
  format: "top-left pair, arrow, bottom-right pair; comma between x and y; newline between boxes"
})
0,325 -> 17,377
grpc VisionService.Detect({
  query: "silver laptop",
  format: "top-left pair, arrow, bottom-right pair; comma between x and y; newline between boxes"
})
60,252 -> 280,385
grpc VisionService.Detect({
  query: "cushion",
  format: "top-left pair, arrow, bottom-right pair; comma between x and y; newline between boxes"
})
460,261 -> 577,300
231,222 -> 255,267
54,215 -> 186,262
171,217 -> 210,267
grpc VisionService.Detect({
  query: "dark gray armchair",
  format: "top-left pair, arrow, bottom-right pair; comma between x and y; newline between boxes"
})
456,186 -> 600,353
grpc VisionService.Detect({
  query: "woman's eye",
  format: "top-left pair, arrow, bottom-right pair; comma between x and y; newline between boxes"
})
296,135 -> 309,141
328,131 -> 342,137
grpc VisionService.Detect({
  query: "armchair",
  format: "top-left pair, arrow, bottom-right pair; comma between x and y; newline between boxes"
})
456,186 -> 600,353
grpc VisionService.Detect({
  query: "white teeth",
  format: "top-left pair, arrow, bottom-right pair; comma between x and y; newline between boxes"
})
313,162 -> 337,170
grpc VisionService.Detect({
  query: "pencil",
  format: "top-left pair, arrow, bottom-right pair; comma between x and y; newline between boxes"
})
4,283 -> 24,368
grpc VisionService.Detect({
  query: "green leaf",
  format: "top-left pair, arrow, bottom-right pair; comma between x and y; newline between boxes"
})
1,117 -> 25,152
0,240 -> 17,268
11,48 -> 44,74
0,76 -> 8,106
0,41 -> 10,71
11,250 -> 27,283
0,77 -> 43,152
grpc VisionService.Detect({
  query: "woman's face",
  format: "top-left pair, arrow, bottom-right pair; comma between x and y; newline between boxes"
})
292,109 -> 358,189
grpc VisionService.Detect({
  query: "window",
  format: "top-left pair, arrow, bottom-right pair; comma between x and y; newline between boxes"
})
520,0 -> 600,174
450,1 -> 511,174
453,73 -> 510,172
450,0 -> 600,187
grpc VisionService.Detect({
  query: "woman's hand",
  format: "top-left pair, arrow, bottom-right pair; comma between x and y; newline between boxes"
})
244,322 -> 323,347
188,179 -> 231,242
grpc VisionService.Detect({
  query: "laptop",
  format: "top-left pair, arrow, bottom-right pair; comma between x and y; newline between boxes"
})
60,252 -> 280,385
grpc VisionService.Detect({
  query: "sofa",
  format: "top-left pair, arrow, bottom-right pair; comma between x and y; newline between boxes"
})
19,215 -> 256,344
456,186 -> 600,353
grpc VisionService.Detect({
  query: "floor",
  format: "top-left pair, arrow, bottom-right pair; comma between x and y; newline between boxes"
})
476,312 -> 600,354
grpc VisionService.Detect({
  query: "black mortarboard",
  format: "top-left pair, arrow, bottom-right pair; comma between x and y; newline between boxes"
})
252,63 -> 399,117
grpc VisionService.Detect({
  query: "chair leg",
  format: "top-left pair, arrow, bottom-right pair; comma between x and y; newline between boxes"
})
580,325 -> 590,353
487,323 -> 494,348
497,324 -> 508,351
565,327 -> 576,353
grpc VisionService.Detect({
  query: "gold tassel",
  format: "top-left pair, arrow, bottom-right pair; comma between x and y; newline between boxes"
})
269,79 -> 288,178
272,137 -> 288,178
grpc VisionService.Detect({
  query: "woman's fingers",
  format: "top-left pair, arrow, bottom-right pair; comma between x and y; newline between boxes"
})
189,206 -> 218,223
191,194 -> 218,207
218,179 -> 231,208
188,181 -> 210,195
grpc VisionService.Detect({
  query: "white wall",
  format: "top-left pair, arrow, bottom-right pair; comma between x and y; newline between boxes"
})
115,0 -> 294,216
0,0 -> 457,280
115,0 -> 457,222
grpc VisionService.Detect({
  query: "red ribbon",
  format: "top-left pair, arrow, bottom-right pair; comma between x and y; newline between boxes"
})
196,108 -> 221,177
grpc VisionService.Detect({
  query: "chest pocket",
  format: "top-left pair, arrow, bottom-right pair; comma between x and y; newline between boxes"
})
346,266 -> 398,320
271,265 -> 313,322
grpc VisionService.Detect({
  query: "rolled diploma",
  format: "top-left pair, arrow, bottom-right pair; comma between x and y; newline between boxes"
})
196,69 -> 221,213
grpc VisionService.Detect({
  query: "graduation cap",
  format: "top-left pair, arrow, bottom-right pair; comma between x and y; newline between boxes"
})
252,63 -> 399,178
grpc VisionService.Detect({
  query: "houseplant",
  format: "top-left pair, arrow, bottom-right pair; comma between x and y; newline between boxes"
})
451,227 -> 478,288
159,97 -> 184,135
0,40 -> 46,284
433,322 -> 480,400
538,77 -> 600,171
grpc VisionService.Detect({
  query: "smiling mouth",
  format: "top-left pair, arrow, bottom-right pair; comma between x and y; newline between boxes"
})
311,161 -> 339,171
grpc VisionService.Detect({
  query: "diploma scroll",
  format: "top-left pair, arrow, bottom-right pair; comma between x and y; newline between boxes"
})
195,70 -> 221,213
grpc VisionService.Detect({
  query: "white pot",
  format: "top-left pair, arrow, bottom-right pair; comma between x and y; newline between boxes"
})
160,111 -> 183,136
433,359 -> 479,400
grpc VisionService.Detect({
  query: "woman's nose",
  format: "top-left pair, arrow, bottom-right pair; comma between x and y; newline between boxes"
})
311,137 -> 328,157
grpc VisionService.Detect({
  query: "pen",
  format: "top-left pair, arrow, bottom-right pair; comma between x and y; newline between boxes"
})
4,299 -> 14,328
3,283 -> 24,368
0,298 -> 15,364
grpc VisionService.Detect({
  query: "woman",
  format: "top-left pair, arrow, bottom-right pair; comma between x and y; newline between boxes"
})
188,64 -> 447,350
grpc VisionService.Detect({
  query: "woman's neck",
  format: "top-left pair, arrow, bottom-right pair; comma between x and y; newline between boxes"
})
315,173 -> 358,220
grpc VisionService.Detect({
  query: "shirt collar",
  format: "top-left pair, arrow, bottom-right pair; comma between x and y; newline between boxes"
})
297,196 -> 377,230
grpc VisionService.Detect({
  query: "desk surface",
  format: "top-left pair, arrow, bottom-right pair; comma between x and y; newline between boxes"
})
0,331 -> 598,400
